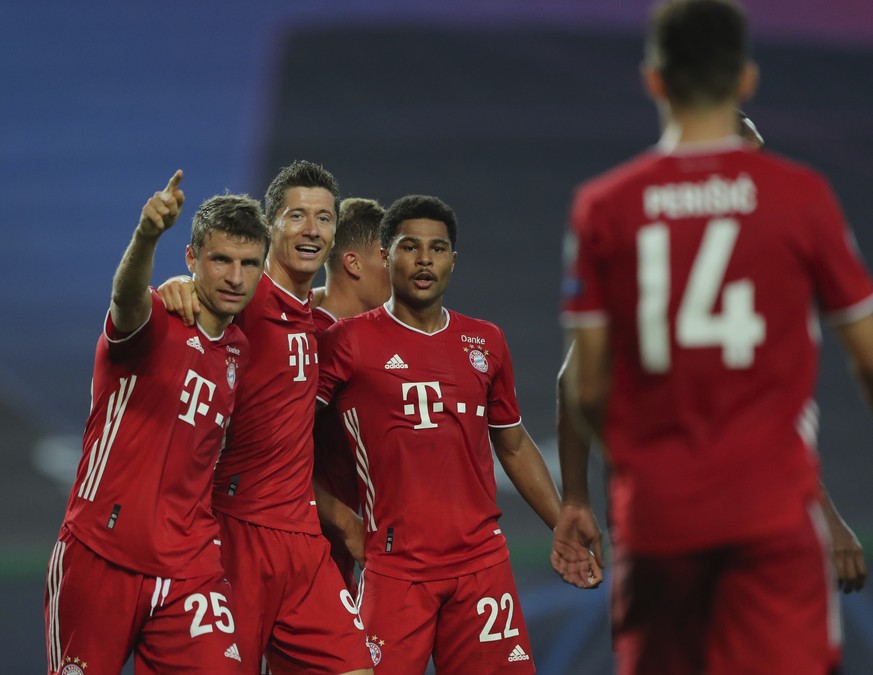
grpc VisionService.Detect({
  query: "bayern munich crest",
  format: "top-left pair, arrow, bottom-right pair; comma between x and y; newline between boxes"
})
366,635 -> 384,666
468,348 -> 489,373
61,658 -> 86,675
226,357 -> 237,389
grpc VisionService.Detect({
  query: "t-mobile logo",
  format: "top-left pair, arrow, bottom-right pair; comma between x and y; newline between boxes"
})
401,381 -> 443,429
178,369 -> 217,427
288,333 -> 313,382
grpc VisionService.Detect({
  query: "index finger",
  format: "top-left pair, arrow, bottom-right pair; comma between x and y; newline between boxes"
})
164,169 -> 183,194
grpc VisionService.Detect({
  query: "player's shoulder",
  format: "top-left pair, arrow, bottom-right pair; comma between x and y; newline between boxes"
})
332,305 -> 386,334
446,310 -> 507,342
753,149 -> 831,190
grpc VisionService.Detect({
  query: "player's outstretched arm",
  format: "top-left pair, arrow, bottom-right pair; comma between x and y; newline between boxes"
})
820,481 -> 866,593
156,275 -> 199,326
111,170 -> 185,332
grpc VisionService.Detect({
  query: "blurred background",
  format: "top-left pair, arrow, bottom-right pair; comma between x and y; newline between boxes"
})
3,1 -> 873,672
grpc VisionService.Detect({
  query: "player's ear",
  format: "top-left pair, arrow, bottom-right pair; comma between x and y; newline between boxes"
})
343,251 -> 362,279
451,250 -> 458,271
737,61 -> 758,103
185,245 -> 197,274
381,247 -> 389,268
641,63 -> 666,103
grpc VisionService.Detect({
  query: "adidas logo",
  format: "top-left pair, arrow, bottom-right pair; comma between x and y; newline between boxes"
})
224,643 -> 241,662
507,645 -> 530,662
384,354 -> 409,370
186,336 -> 204,354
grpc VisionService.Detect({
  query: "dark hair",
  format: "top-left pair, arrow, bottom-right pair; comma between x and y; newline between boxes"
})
645,0 -> 748,106
327,198 -> 385,271
263,160 -> 341,225
191,194 -> 271,259
380,195 -> 458,250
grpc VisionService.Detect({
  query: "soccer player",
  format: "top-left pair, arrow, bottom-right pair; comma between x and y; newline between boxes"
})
317,195 -> 576,674
311,197 -> 391,596
159,161 -> 373,675
553,1 -> 873,673
45,171 -> 271,673
737,109 -> 866,592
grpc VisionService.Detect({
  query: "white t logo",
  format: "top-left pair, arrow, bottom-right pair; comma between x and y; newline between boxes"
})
178,369 -> 217,426
287,333 -> 312,382
401,381 -> 443,429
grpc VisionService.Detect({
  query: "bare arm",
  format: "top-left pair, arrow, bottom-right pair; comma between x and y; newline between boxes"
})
313,479 -> 365,567
490,423 -> 562,530
111,171 -> 185,332
828,314 -> 873,591
550,329 -> 610,588
820,481 -> 866,593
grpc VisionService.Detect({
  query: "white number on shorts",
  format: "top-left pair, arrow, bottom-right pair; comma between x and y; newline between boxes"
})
184,592 -> 235,638
339,589 -> 365,631
637,218 -> 765,373
476,593 -> 519,642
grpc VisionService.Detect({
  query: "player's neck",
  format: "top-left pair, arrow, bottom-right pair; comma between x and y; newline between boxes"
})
265,257 -> 314,301
320,279 -> 371,319
660,103 -> 738,147
386,297 -> 446,334
319,286 -> 372,319
196,307 -> 230,339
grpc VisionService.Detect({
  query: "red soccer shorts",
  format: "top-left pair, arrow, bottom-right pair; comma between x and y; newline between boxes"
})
358,560 -> 536,674
216,512 -> 373,674
611,504 -> 840,675
45,526 -> 244,674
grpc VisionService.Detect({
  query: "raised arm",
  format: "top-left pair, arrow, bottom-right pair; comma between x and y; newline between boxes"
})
111,171 -> 184,332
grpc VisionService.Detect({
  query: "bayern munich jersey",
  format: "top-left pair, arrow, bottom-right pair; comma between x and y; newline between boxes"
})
317,305 -> 521,581
311,306 -> 360,512
562,138 -> 873,554
62,291 -> 247,578
211,274 -> 321,533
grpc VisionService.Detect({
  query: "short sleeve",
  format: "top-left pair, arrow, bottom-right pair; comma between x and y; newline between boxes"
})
487,329 -> 522,428
316,320 -> 356,406
560,184 -> 610,329
103,289 -> 167,360
807,177 -> 873,324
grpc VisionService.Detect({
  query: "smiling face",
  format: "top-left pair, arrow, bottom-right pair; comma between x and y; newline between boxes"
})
383,218 -> 456,312
268,186 -> 336,293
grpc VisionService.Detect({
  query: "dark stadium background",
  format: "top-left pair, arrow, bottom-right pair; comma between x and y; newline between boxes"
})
3,1 -> 873,672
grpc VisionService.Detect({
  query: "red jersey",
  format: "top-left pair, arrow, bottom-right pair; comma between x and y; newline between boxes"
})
562,139 -> 873,554
62,291 -> 247,578
317,305 -> 520,581
312,305 -> 361,591
312,306 -> 360,514
211,274 -> 321,533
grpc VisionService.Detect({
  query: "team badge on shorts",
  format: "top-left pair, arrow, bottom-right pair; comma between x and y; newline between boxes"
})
60,656 -> 86,674
468,348 -> 489,373
226,356 -> 238,389
366,635 -> 385,666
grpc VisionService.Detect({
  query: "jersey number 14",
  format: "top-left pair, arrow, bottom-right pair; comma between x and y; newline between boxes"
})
637,218 -> 765,373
